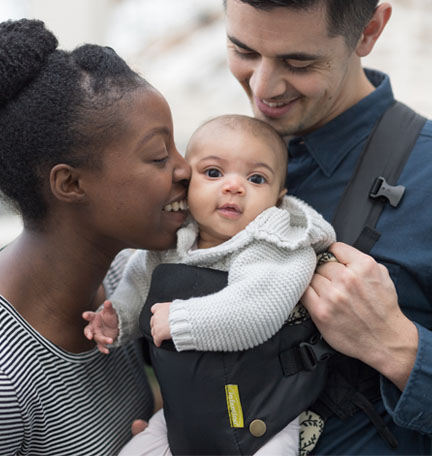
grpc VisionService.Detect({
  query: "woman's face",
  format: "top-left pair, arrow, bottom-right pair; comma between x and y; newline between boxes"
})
81,87 -> 190,252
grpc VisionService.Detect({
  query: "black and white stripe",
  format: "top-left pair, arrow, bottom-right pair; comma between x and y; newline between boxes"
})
0,296 -> 153,456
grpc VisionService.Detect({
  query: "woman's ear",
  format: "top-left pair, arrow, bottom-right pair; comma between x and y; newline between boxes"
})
277,188 -> 287,207
50,164 -> 86,204
356,3 -> 392,58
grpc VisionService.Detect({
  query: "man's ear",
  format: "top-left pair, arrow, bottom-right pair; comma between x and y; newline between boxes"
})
50,164 -> 86,204
277,188 -> 287,207
356,3 -> 392,58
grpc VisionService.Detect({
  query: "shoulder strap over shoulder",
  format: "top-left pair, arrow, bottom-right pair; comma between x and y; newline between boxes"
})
332,101 -> 427,253
311,102 -> 426,450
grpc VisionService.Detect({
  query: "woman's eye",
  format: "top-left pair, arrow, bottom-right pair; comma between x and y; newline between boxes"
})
205,168 -> 222,178
153,156 -> 168,165
248,174 -> 266,184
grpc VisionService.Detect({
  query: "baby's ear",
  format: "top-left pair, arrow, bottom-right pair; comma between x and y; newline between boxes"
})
277,188 -> 287,207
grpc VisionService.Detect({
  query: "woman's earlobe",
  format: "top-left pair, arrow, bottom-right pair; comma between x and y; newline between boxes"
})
356,3 -> 392,58
50,164 -> 86,204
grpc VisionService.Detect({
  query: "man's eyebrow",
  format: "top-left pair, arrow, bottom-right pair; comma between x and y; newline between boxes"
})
228,35 -> 320,61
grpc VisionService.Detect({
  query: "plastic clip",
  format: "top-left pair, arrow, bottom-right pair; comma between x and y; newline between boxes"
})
369,176 -> 405,207
299,334 -> 334,371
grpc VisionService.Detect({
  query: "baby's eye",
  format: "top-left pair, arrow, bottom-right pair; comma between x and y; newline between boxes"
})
205,168 -> 222,178
248,174 -> 266,184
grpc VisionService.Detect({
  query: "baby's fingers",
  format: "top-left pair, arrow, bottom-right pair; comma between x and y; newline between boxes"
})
94,334 -> 114,346
103,300 -> 113,309
83,325 -> 94,341
82,311 -> 95,323
97,343 -> 111,355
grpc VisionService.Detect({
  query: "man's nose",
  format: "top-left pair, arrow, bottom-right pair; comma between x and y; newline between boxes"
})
249,58 -> 286,100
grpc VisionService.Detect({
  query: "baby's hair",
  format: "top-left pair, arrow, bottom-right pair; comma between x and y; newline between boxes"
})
188,114 -> 288,187
0,19 -> 149,228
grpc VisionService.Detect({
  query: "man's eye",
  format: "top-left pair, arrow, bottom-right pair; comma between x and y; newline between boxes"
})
283,61 -> 311,73
248,174 -> 266,184
233,47 -> 257,59
205,168 -> 222,178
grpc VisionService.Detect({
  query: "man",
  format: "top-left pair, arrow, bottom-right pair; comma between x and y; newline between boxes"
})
224,0 -> 432,454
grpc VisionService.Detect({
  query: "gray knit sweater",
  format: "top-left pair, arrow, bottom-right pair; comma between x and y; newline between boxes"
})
111,196 -> 335,352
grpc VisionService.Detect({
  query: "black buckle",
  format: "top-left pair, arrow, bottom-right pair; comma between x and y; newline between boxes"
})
369,176 -> 405,207
298,334 -> 334,371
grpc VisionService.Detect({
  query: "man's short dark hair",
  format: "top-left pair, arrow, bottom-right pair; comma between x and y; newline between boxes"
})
223,0 -> 379,49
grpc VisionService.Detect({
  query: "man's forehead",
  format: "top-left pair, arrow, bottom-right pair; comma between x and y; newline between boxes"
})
225,0 -> 329,48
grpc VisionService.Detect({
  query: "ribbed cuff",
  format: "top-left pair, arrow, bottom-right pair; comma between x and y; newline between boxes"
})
170,300 -> 195,351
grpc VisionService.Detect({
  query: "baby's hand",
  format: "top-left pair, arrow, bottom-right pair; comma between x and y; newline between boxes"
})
150,302 -> 172,347
82,300 -> 119,354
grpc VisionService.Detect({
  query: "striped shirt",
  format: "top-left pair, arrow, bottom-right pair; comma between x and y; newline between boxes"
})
0,291 -> 153,455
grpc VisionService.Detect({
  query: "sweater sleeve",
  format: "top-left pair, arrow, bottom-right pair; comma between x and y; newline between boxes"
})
110,250 -> 160,345
170,241 -> 317,352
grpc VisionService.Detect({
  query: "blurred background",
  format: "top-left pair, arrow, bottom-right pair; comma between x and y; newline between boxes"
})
1,0 -> 431,246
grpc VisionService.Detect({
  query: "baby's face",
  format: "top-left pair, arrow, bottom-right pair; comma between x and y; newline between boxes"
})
186,126 -> 286,248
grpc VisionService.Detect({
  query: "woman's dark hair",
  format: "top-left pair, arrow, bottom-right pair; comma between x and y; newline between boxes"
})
0,19 -> 146,228
223,0 -> 379,49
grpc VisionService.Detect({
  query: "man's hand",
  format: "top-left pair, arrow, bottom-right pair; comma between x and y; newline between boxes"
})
302,242 -> 418,391
150,302 -> 172,347
82,300 -> 119,354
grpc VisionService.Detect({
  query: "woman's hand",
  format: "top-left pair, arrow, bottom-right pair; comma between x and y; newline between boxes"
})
82,300 -> 120,354
150,302 -> 172,347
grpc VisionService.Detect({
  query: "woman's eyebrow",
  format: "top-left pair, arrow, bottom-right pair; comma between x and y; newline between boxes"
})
136,126 -> 170,150
227,35 -> 320,61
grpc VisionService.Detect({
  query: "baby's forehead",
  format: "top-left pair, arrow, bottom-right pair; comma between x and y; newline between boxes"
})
187,116 -> 287,166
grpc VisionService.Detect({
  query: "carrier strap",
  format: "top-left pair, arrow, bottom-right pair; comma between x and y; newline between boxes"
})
332,101 -> 427,251
311,101 -> 426,450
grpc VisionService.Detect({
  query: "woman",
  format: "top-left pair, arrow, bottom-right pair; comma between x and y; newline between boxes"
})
0,18 -> 190,455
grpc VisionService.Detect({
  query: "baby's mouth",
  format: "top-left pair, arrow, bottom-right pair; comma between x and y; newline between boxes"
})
163,199 -> 188,212
218,203 -> 242,215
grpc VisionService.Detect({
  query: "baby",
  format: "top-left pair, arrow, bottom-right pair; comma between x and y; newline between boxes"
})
84,114 -> 336,455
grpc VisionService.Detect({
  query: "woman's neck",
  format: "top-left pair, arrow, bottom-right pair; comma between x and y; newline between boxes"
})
0,228 -> 116,353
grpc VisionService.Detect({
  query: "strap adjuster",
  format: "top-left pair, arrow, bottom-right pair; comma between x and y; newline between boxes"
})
299,334 -> 333,371
369,176 -> 405,207
280,333 -> 335,377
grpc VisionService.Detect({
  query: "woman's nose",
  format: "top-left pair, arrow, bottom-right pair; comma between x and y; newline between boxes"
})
172,147 -> 191,183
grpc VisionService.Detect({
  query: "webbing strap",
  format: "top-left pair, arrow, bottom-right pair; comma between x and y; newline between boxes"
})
312,102 -> 426,450
332,101 -> 427,252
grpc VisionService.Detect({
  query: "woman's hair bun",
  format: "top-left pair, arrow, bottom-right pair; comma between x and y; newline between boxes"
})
0,19 -> 58,105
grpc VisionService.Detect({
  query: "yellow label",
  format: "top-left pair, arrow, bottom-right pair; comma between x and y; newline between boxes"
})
225,384 -> 244,428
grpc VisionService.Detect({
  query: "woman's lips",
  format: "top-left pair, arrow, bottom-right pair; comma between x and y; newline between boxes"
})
255,96 -> 298,118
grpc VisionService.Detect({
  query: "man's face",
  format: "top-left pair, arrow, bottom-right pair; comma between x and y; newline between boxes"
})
225,0 -> 365,137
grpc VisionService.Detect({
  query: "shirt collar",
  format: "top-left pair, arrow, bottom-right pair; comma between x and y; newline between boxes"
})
290,69 -> 395,177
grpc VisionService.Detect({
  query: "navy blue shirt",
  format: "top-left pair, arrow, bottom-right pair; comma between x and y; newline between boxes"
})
286,69 -> 432,455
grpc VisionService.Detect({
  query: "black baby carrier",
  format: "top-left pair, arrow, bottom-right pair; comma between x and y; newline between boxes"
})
140,264 -> 331,455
